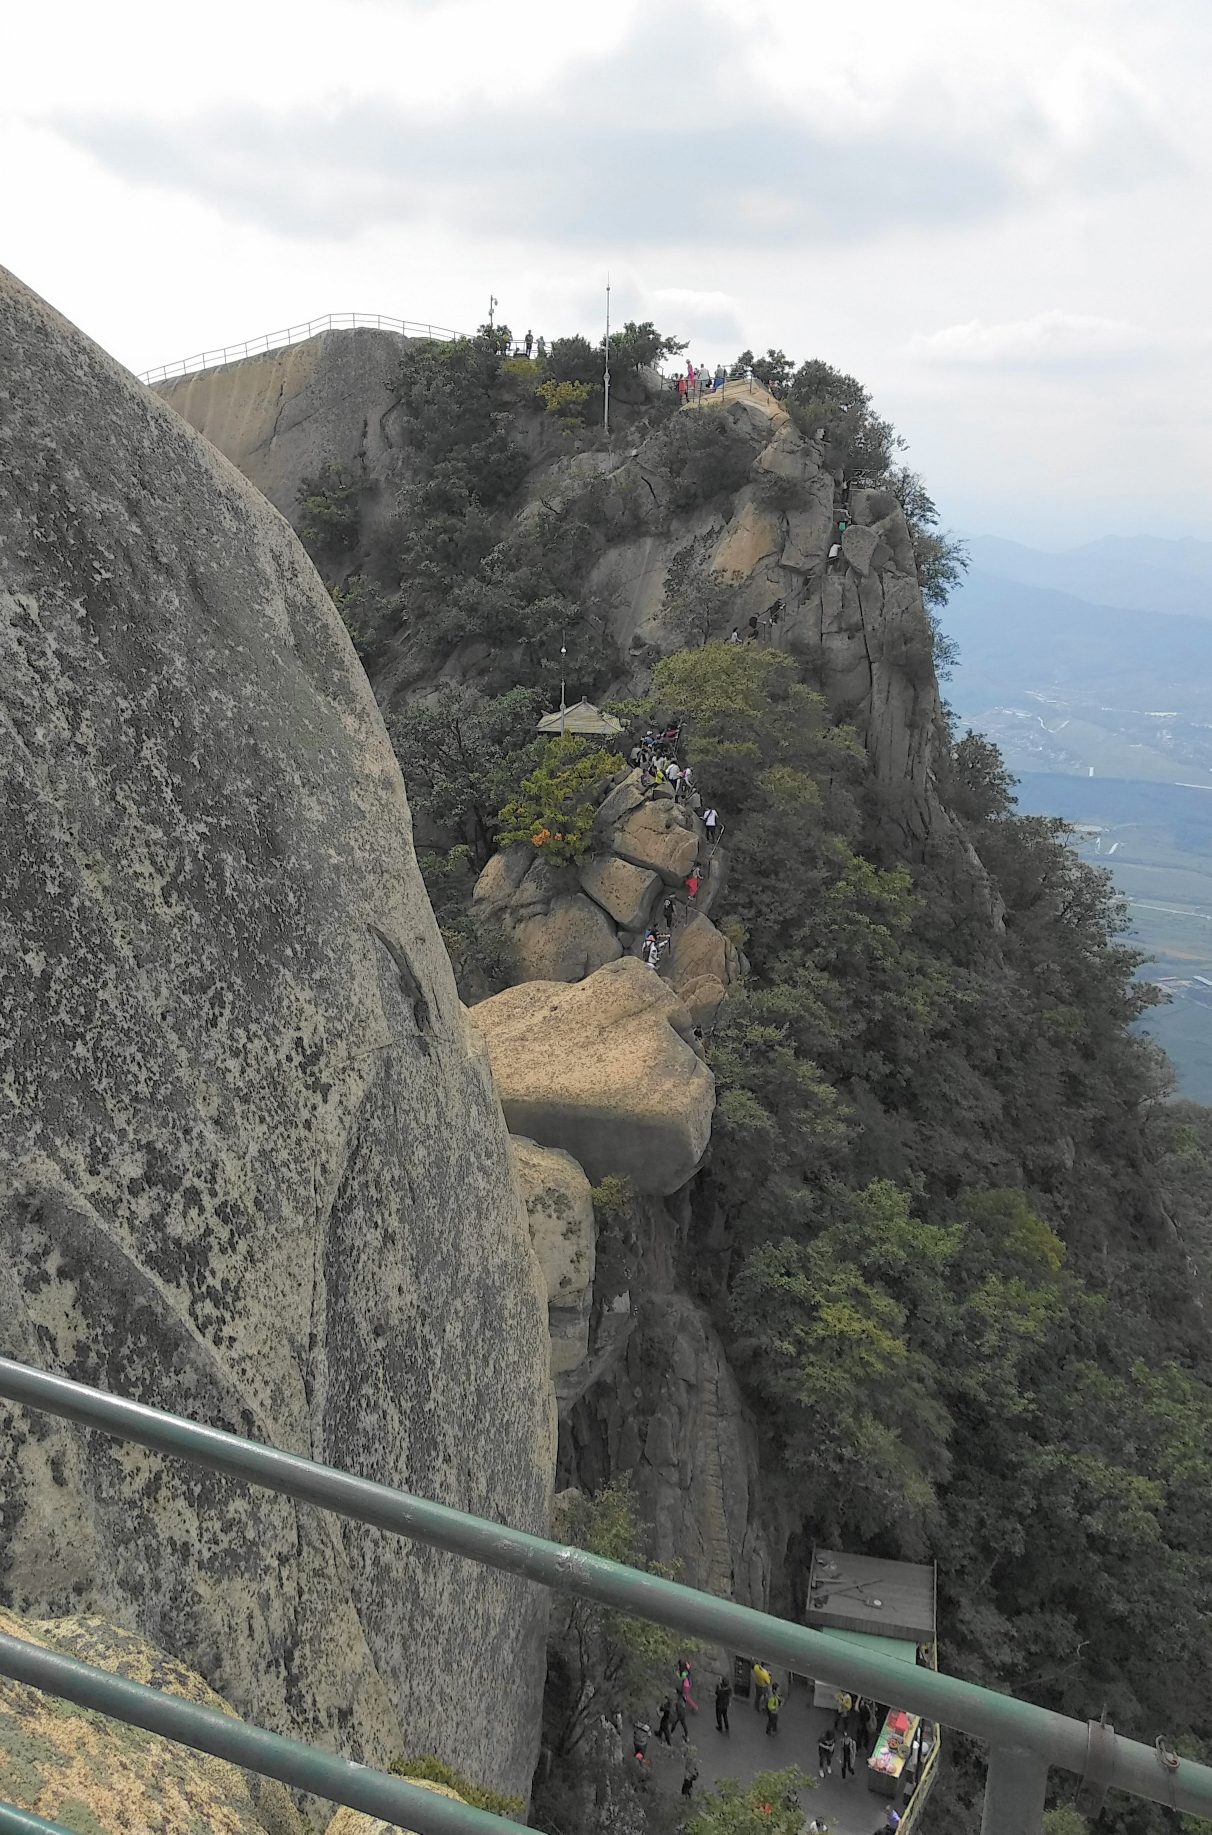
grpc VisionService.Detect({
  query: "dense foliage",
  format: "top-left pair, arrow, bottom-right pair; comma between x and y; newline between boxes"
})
294,324 -> 1211,1828
640,643 -> 1212,1830
497,732 -> 624,865
387,684 -> 545,868
686,1769 -> 816,1835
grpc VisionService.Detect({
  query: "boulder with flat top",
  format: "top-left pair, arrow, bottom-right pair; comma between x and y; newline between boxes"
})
579,855 -> 662,931
471,959 -> 715,1194
611,803 -> 700,885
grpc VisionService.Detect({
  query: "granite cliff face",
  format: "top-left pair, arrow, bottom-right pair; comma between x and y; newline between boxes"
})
0,270 -> 554,1798
155,327 -> 413,544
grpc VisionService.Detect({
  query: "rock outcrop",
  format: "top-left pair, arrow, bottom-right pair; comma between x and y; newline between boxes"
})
565,1294 -> 767,1606
471,960 -> 715,1194
0,267 -> 554,1799
559,1191 -> 769,1610
0,1610 -> 305,1835
472,775 -> 742,1010
510,1137 -> 596,1377
159,345 -> 956,851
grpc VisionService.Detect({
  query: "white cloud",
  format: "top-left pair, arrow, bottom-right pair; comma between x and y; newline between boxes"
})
651,289 -> 743,346
906,311 -> 1155,367
4,0 -> 1212,541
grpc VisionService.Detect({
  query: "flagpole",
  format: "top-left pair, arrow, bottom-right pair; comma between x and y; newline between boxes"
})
603,274 -> 611,435
560,627 -> 568,736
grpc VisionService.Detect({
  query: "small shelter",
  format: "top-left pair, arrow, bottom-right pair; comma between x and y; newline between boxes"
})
807,1548 -> 939,1805
536,699 -> 623,738
808,1547 -> 935,1645
806,1547 -> 935,1705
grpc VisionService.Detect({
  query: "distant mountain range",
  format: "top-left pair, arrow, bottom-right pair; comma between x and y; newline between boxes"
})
964,534 -> 1212,621
939,536 -> 1212,1099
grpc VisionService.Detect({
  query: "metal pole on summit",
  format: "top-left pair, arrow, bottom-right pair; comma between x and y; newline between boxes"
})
603,275 -> 611,435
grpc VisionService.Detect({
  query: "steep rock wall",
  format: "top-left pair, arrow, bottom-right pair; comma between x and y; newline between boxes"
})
155,327 -> 412,537
559,1194 -> 769,1607
0,268 -> 554,1798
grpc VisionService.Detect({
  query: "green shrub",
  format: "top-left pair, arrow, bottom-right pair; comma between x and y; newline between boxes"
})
296,461 -> 362,558
497,734 -> 624,864
591,1175 -> 636,1224
651,412 -> 754,514
388,1754 -> 524,1820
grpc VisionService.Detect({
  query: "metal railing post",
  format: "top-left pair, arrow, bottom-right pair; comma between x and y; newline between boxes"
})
981,1746 -> 1050,1835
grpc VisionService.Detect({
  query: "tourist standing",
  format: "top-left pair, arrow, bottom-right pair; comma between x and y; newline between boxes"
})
841,1727 -> 857,1779
818,1726 -> 836,1777
715,1675 -> 732,1733
765,1684 -> 781,1736
752,1661 -> 771,1713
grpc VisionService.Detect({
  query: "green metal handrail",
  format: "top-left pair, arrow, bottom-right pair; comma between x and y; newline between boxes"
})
0,1354 -> 1204,1831
0,1803 -> 83,1835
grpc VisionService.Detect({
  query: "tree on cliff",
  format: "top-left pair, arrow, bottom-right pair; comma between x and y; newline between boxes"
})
660,545 -> 741,647
542,1481 -> 681,1758
387,685 -> 545,868
686,1769 -> 815,1835
497,733 -> 625,865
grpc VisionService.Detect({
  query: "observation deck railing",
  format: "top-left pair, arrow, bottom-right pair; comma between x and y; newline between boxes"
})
138,312 -> 463,386
0,1354 -> 1201,1835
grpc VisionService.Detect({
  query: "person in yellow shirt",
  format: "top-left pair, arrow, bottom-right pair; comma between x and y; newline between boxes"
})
752,1661 -> 772,1713
835,1688 -> 853,1727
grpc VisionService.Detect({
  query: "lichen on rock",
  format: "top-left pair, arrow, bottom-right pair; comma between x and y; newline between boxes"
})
0,1609 -> 306,1835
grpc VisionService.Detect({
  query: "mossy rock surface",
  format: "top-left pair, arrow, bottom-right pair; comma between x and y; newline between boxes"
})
0,1608 -> 305,1835
325,1777 -> 467,1835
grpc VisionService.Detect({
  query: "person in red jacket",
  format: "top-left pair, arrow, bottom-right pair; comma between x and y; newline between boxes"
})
684,870 -> 700,901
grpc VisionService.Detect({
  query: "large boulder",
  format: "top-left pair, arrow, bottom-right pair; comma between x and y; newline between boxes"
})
668,911 -> 729,988
0,1609 -> 304,1835
511,893 -> 623,982
470,959 -> 715,1195
592,768 -> 646,837
579,854 -> 662,931
0,266 -> 554,1799
470,843 -> 535,913
611,803 -> 700,885
510,1137 -> 596,1377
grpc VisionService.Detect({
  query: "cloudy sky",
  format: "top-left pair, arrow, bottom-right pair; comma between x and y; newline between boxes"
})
5,0 -> 1210,544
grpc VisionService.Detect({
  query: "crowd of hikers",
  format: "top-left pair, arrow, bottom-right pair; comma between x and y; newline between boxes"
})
627,1660 -> 913,1830
627,727 -> 723,986
675,359 -> 731,406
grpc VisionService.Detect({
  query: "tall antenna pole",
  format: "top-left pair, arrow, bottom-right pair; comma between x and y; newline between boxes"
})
488,295 -> 497,328
603,274 -> 611,435
560,627 -> 568,735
